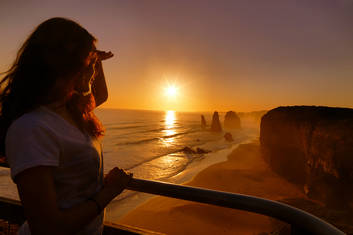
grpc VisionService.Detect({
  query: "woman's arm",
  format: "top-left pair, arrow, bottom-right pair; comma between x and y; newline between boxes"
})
92,50 -> 113,107
16,165 -> 131,235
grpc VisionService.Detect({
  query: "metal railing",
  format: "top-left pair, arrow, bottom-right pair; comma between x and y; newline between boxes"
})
126,178 -> 345,235
0,177 -> 346,234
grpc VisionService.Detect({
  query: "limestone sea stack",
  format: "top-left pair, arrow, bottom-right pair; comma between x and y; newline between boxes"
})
260,106 -> 353,209
201,115 -> 207,129
210,111 -> 222,132
224,111 -> 241,129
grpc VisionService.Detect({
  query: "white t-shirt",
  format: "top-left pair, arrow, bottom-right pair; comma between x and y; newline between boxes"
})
5,106 -> 104,235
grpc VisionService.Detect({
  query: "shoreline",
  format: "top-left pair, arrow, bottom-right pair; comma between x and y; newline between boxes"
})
105,141 -> 245,221
117,142 -> 307,234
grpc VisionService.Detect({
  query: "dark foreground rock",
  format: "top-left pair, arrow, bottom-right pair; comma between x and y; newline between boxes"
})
260,106 -> 353,209
210,111 -> 222,132
224,111 -> 241,129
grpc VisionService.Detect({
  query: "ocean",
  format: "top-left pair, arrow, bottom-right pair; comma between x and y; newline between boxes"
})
0,108 -> 260,221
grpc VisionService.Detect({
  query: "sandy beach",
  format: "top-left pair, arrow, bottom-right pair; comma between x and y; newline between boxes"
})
118,142 -> 307,234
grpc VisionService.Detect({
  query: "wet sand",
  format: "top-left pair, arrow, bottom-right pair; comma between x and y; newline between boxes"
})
118,142 -> 307,234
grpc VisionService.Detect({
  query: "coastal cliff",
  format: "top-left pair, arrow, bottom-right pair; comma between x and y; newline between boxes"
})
260,106 -> 353,209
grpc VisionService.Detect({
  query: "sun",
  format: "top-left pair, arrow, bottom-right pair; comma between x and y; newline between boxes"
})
164,84 -> 179,98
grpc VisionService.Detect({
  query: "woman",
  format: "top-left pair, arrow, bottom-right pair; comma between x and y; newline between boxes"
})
0,17 -> 132,234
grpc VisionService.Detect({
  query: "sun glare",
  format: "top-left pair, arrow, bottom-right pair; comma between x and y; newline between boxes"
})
165,85 -> 178,98
161,79 -> 183,110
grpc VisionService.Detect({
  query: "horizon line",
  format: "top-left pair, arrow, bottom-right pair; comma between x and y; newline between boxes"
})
96,106 -> 270,114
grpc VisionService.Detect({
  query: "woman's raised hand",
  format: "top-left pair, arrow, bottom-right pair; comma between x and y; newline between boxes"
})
96,50 -> 114,61
104,167 -> 133,197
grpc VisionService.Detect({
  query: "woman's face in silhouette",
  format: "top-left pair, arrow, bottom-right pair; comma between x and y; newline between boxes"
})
74,50 -> 98,96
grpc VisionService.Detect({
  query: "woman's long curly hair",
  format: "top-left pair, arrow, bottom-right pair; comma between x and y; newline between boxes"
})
0,17 -> 104,156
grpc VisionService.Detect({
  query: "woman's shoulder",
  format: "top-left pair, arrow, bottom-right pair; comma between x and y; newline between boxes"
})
7,106 -> 89,144
7,107 -> 51,134
5,107 -> 61,182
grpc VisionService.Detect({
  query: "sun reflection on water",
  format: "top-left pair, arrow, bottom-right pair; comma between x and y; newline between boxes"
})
162,110 -> 177,146
165,110 -> 176,127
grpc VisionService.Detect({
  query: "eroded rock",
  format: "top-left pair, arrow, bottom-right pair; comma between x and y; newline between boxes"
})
224,111 -> 241,129
210,111 -> 222,132
201,115 -> 207,129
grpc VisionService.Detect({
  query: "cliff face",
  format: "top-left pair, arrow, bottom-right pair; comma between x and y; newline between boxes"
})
260,106 -> 353,209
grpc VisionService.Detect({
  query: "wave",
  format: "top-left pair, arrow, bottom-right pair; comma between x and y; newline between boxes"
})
123,138 -> 227,171
106,121 -> 186,131
115,130 -> 198,146
104,121 -> 145,127
111,149 -> 211,203
108,125 -> 145,130
107,125 -> 188,137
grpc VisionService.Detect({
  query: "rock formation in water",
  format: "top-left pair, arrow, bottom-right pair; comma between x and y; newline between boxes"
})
260,106 -> 353,209
210,111 -> 222,132
224,132 -> 234,142
201,115 -> 207,129
181,147 -> 210,154
181,147 -> 195,154
196,148 -> 210,154
224,111 -> 241,129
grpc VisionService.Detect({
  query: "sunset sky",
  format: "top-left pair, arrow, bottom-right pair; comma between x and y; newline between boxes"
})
1,0 -> 353,112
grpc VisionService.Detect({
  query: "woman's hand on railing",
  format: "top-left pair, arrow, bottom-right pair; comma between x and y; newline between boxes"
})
103,167 -> 133,198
